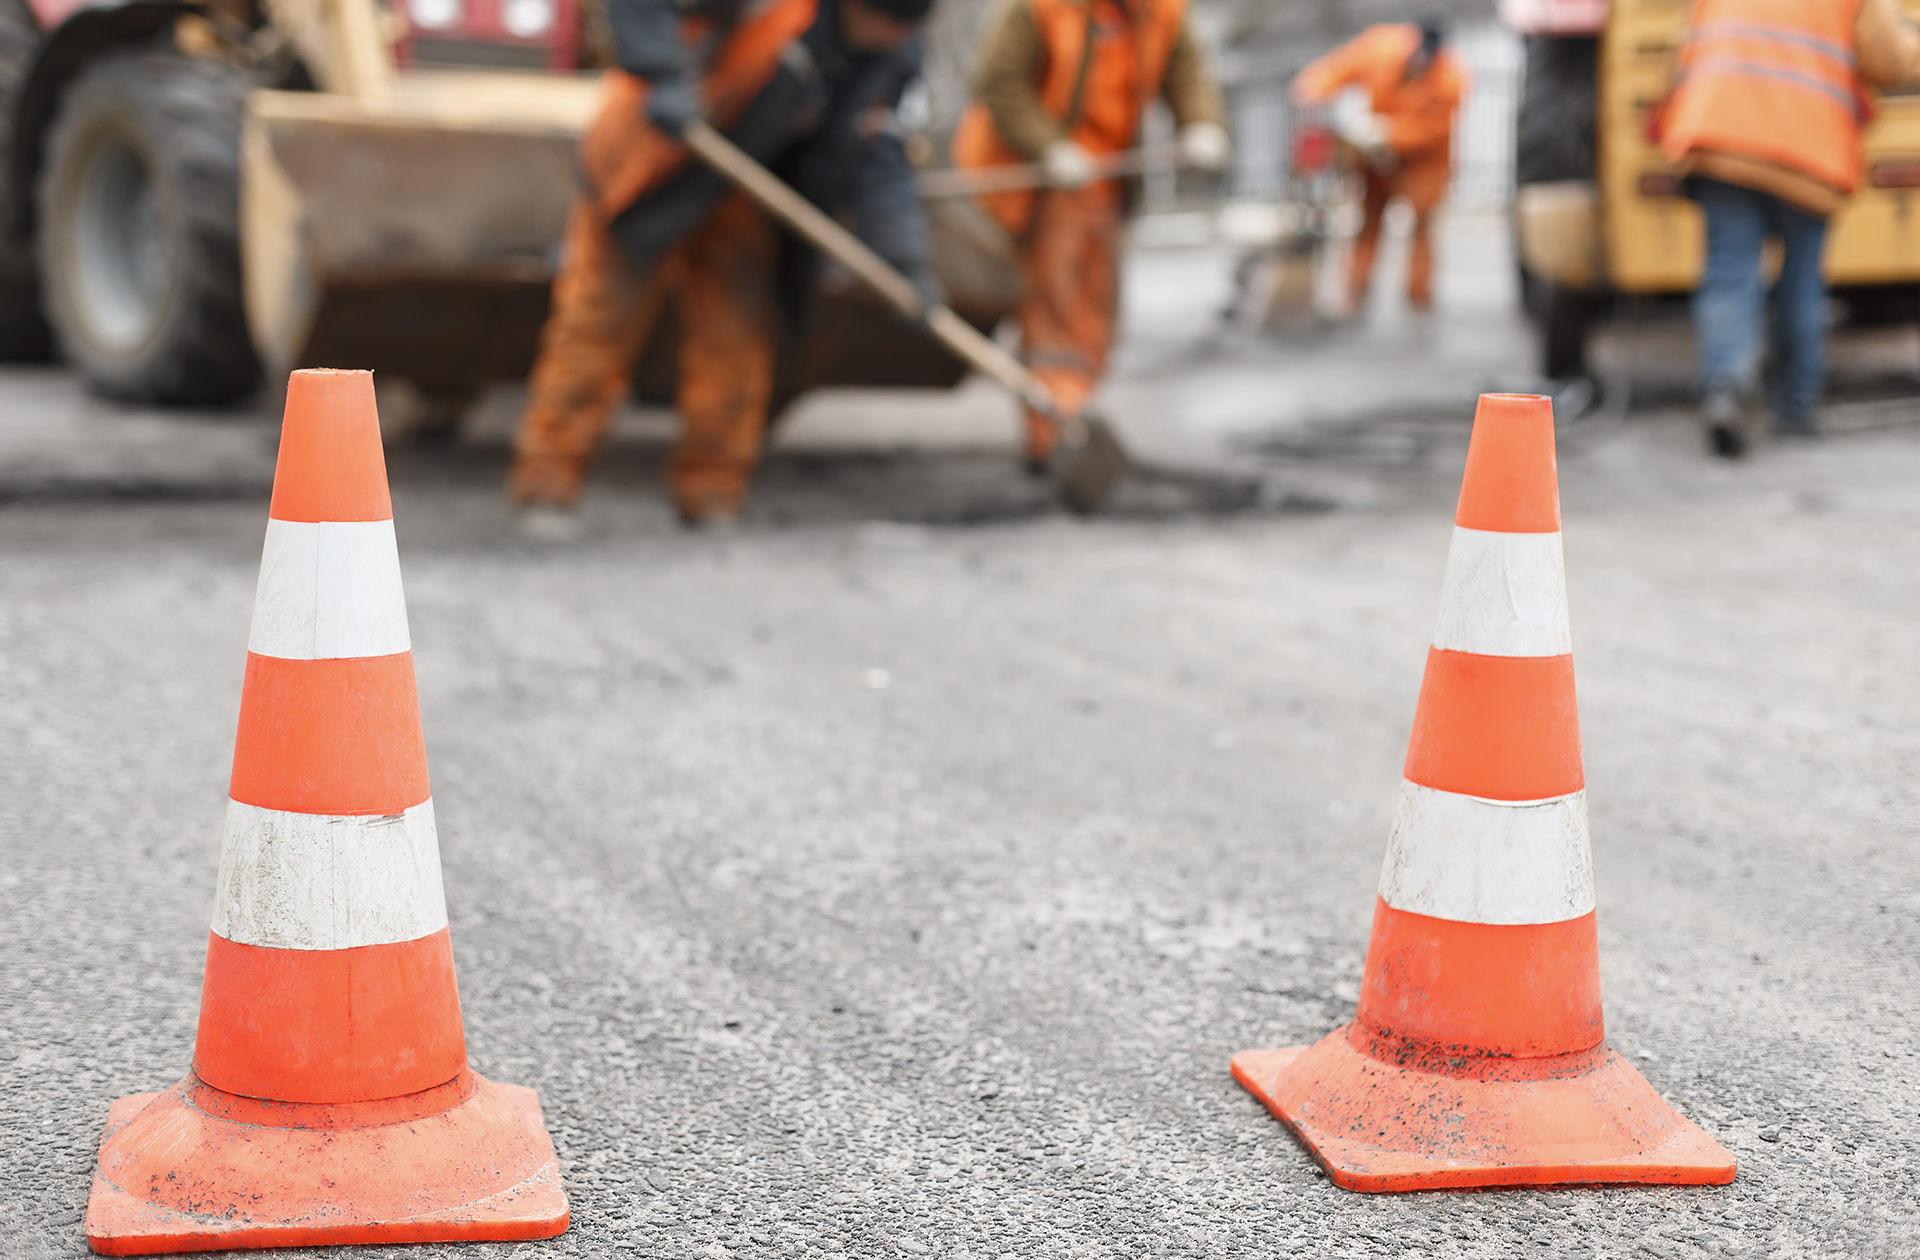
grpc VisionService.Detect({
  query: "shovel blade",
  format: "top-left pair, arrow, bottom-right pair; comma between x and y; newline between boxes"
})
1059,416 -> 1129,513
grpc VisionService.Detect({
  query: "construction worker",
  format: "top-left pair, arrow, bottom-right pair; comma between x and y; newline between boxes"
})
1657,0 -> 1920,456
953,0 -> 1230,470
509,0 -> 938,524
1292,17 -> 1467,316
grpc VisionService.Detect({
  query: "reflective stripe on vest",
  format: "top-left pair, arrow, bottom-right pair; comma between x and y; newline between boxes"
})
1682,15 -> 1859,113
1685,54 -> 1855,111
1659,0 -> 1863,194
1690,19 -> 1854,69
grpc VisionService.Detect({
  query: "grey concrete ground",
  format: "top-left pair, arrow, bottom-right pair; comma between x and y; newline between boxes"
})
3,213 -> 1920,1258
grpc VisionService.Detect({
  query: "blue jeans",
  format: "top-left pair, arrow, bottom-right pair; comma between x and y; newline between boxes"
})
1691,177 -> 1830,425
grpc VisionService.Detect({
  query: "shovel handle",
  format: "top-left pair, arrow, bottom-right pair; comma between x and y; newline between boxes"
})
681,121 -> 1068,427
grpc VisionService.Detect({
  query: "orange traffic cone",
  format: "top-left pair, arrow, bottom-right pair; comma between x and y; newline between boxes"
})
85,371 -> 570,1253
1232,393 -> 1736,1191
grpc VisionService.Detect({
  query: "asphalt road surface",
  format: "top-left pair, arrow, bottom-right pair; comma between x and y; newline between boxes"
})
5,226 -> 1920,1258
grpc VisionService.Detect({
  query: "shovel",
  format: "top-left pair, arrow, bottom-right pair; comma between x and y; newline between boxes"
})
682,120 -> 1129,514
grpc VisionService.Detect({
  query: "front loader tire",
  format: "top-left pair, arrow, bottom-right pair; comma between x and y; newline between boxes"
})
0,0 -> 52,360
38,50 -> 259,403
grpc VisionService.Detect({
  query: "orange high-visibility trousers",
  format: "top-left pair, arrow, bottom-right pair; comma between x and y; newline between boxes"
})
1017,184 -> 1123,462
1349,151 -> 1449,312
511,193 -> 778,518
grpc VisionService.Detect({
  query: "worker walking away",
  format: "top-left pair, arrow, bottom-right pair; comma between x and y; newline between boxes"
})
953,0 -> 1231,471
1292,17 -> 1466,318
510,0 -> 938,525
1657,0 -> 1920,457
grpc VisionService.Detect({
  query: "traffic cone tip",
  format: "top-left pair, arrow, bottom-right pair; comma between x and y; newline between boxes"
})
269,369 -> 392,524
1455,392 -> 1559,534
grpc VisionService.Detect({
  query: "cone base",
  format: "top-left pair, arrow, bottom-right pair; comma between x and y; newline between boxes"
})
84,1073 -> 569,1255
1231,1028 -> 1736,1192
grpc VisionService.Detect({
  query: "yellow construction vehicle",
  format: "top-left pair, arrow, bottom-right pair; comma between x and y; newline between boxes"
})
0,0 -> 1014,424
1508,0 -> 1920,379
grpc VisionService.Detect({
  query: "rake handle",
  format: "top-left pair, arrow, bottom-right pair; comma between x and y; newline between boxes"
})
914,144 -> 1180,199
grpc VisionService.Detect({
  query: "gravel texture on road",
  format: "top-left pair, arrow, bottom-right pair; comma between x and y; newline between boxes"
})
3,413 -> 1918,1259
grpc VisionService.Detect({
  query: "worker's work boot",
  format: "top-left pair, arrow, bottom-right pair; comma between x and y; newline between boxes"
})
508,452 -> 587,507
1023,370 -> 1093,476
1701,387 -> 1758,459
1772,409 -> 1819,439
518,503 -> 584,543
1023,410 -> 1058,477
673,478 -> 747,529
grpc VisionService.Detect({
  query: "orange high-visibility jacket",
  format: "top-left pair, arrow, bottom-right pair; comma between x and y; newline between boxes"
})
580,0 -> 817,222
952,0 -> 1189,234
1658,0 -> 1865,197
1292,23 -> 1468,162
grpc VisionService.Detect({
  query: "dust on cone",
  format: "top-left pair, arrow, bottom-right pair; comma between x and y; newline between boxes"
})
85,370 -> 570,1254
1231,393 -> 1736,1192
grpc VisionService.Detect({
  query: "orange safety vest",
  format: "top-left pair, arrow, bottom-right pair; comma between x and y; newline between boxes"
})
951,0 -> 1188,235
1658,0 -> 1865,194
580,0 -> 818,221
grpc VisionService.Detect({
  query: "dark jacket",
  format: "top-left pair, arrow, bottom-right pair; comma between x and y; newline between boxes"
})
604,0 -> 932,299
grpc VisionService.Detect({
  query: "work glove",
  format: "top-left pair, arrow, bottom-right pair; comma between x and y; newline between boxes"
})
1330,103 -> 1380,149
1042,140 -> 1098,189
1360,113 -> 1399,172
1330,103 -> 1398,171
646,75 -> 702,138
1176,121 -> 1232,173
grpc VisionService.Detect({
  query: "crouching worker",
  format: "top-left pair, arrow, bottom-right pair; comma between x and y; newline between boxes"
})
1292,17 -> 1466,316
510,0 -> 937,524
954,0 -> 1229,471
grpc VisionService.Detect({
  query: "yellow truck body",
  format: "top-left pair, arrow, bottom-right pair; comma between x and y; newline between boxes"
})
1525,0 -> 1920,295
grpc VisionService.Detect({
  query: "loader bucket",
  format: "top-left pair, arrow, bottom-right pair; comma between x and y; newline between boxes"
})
241,71 -> 601,404
243,71 -> 1020,420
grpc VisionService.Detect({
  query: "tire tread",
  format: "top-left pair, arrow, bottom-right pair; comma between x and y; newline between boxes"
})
39,49 -> 260,403
0,0 -> 52,360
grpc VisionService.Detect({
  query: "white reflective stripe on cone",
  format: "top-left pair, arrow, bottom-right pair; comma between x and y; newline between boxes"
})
210,799 -> 449,950
248,519 -> 411,661
1430,526 -> 1572,658
1377,780 -> 1596,925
